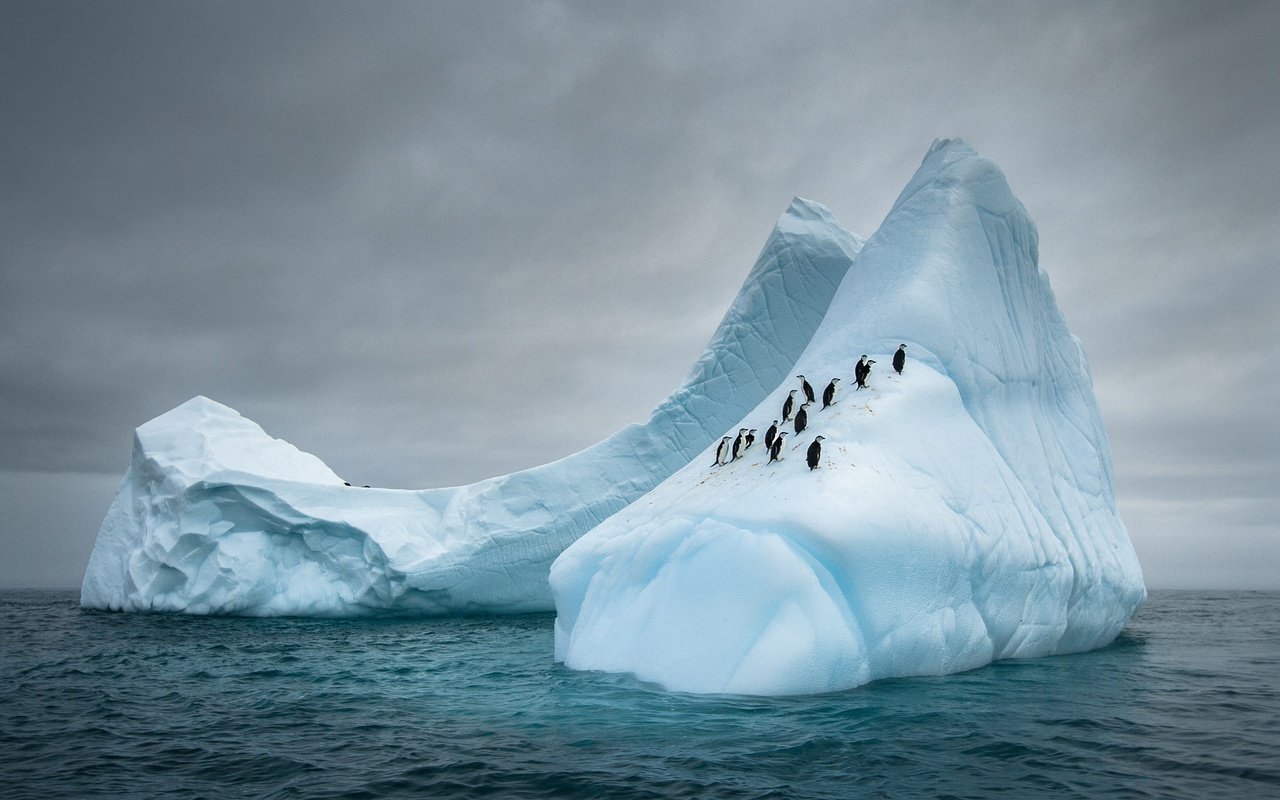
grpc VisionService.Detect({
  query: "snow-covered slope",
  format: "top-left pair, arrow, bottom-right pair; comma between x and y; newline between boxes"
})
550,140 -> 1146,694
81,200 -> 863,615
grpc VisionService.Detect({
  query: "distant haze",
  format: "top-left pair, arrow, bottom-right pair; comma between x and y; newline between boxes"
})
2,1 -> 1276,590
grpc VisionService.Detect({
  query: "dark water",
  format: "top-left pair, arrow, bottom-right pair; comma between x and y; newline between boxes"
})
2,591 -> 1277,799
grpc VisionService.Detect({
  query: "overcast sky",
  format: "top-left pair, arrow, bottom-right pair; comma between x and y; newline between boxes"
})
2,1 -> 1276,590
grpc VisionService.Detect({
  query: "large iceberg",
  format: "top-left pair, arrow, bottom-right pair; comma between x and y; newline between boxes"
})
81,199 -> 863,615
550,140 -> 1146,694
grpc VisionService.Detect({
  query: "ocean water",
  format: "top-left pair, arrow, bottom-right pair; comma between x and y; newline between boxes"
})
1,591 -> 1277,799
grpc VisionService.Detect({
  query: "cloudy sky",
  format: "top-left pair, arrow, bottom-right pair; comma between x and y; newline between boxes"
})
2,1 -> 1276,590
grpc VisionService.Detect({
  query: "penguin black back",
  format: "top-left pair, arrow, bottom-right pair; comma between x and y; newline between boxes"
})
893,344 -> 906,375
769,432 -> 787,463
806,436 -> 825,470
794,403 -> 809,434
782,390 -> 797,422
764,421 -> 779,449
855,357 -> 876,389
822,378 -> 840,409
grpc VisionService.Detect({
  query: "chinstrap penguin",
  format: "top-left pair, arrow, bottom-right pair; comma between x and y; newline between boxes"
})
797,375 -> 815,404
769,431 -> 788,463
822,378 -> 840,409
782,390 -> 797,422
807,435 -> 825,471
794,402 -> 810,434
712,436 -> 731,466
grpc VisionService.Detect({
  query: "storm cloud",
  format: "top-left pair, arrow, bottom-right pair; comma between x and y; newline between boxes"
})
2,1 -> 1276,588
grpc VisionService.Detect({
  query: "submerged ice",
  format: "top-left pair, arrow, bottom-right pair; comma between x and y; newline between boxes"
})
81,200 -> 863,615
550,140 -> 1145,694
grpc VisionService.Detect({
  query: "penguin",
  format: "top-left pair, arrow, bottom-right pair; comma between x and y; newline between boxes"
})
732,428 -> 748,460
893,344 -> 906,375
797,374 -> 815,404
806,436 -> 825,471
822,378 -> 840,409
712,436 -> 731,466
745,429 -> 757,449
856,357 -> 877,390
782,390 -> 798,422
769,431 -> 788,463
764,421 -> 779,450
794,402 -> 810,434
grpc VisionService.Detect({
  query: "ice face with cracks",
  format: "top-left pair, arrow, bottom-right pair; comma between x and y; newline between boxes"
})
80,200 -> 863,615
550,140 -> 1146,695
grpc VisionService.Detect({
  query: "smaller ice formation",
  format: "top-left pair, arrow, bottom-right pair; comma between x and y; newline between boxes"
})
81,200 -> 863,615
550,140 -> 1145,695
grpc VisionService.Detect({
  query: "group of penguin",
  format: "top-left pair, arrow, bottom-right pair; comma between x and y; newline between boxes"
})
710,344 -> 908,473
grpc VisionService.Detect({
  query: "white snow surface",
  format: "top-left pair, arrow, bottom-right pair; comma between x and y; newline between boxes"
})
550,140 -> 1146,695
80,199 -> 863,615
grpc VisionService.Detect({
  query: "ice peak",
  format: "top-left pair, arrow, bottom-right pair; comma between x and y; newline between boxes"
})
888,138 -> 1028,225
169,395 -> 236,418
773,197 -> 862,252
925,136 -> 976,160
783,196 -> 829,221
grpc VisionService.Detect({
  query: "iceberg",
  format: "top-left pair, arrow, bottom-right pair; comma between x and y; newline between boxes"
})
550,140 -> 1146,695
80,199 -> 863,615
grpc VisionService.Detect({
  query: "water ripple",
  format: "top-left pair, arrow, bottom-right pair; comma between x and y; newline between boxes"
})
2,590 -> 1278,798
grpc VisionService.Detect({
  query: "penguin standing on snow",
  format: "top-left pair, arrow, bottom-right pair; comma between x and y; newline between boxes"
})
822,378 -> 840,409
712,436 -> 731,466
745,429 -> 757,449
782,390 -> 798,422
893,344 -> 907,375
797,375 -> 815,404
732,428 -> 748,460
855,356 -> 876,390
769,432 -> 788,463
806,436 -> 825,471
794,402 -> 810,434
764,420 -> 779,450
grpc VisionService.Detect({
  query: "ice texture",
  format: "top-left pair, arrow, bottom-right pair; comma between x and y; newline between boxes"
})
80,200 -> 863,615
550,140 -> 1146,694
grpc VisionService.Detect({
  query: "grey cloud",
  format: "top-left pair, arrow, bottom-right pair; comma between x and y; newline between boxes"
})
1,0 -> 1276,587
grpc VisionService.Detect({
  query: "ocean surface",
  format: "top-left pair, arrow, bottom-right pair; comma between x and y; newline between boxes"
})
1,590 -> 1276,799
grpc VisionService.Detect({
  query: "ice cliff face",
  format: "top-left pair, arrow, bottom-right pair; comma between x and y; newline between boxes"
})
80,200 -> 863,615
550,140 -> 1146,694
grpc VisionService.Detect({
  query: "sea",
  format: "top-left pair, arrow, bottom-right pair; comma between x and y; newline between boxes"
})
1,590 -> 1276,799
